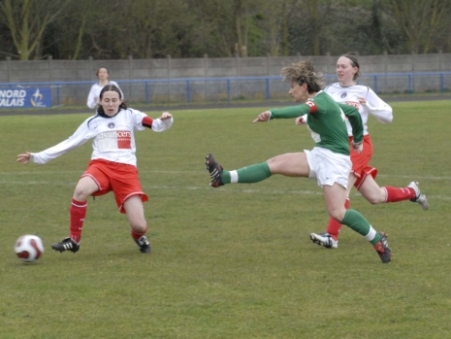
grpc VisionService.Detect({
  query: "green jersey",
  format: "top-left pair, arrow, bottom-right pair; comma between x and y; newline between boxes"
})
269,91 -> 363,156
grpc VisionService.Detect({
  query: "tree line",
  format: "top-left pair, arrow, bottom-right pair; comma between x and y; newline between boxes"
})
1,0 -> 450,61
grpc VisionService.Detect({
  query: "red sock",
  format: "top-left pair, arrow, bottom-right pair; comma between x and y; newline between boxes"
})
384,186 -> 415,202
326,198 -> 350,240
131,226 -> 148,241
70,199 -> 87,243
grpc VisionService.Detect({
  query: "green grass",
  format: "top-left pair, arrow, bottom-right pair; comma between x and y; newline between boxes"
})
1,101 -> 450,339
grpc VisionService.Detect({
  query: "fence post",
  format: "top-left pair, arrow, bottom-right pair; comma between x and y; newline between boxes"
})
89,56 -> 94,81
265,78 -> 270,100
383,51 -> 387,94
326,52 -> 331,76
48,55 -> 53,82
128,55 -> 133,102
186,80 -> 191,103
266,53 -> 270,76
6,57 -> 11,82
204,54 -> 208,100
167,55 -> 171,102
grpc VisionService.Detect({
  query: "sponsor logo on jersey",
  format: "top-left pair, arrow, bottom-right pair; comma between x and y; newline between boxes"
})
305,100 -> 318,113
96,130 -> 132,149
345,101 -> 360,109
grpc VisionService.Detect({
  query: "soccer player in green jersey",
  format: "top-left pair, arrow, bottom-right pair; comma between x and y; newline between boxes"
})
205,60 -> 391,263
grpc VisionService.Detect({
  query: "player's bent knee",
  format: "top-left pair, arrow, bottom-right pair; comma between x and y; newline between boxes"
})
129,222 -> 147,233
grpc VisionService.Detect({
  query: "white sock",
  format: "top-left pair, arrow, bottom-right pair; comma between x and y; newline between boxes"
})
230,170 -> 238,183
364,226 -> 377,241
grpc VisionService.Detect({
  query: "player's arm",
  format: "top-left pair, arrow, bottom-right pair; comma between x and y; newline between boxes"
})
86,85 -> 98,109
18,120 -> 92,165
361,88 -> 393,123
142,112 -> 173,132
338,103 -> 363,144
253,103 -> 313,123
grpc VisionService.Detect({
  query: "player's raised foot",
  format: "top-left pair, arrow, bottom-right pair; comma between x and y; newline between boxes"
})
408,181 -> 429,210
135,235 -> 151,253
309,232 -> 338,249
205,153 -> 224,187
51,237 -> 80,253
373,232 -> 391,263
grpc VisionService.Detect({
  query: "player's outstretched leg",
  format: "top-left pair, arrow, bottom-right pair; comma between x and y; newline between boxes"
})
51,237 -> 80,253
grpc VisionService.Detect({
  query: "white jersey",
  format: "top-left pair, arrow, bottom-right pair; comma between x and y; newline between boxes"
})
30,108 -> 173,167
87,81 -> 123,109
324,82 -> 393,136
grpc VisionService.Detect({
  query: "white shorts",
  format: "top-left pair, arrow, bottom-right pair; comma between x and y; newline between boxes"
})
304,147 -> 351,188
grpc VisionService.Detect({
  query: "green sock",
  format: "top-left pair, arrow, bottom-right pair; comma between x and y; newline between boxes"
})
341,209 -> 381,245
222,162 -> 271,184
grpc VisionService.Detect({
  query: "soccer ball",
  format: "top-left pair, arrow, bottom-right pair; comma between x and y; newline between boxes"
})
14,235 -> 45,262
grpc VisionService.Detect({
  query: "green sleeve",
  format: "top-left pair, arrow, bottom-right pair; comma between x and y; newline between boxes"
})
269,104 -> 310,119
338,103 -> 364,143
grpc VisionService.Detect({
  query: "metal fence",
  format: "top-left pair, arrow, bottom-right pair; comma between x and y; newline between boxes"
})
1,71 -> 451,107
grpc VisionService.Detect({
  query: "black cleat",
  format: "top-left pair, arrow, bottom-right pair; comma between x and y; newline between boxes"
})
135,235 -> 151,253
51,237 -> 80,253
373,232 -> 391,263
205,153 -> 224,187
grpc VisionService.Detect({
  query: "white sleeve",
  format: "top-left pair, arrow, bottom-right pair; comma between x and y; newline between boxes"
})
364,88 -> 393,124
130,108 -> 173,132
30,120 -> 93,164
87,85 -> 98,109
151,117 -> 174,132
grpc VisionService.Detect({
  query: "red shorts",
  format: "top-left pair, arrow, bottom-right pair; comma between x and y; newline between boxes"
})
349,134 -> 373,175
349,135 -> 378,189
82,159 -> 148,213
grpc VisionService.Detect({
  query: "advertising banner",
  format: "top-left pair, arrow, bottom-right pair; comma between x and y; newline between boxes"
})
0,88 -> 52,108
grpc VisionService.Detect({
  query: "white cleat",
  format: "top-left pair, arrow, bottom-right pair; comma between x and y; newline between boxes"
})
408,181 -> 429,210
309,232 -> 338,249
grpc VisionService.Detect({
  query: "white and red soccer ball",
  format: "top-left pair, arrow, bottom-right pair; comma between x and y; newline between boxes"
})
14,235 -> 44,262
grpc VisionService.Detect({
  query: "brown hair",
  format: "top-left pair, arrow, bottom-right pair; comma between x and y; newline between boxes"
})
281,60 -> 324,93
340,54 -> 361,80
96,67 -> 109,77
97,85 -> 127,115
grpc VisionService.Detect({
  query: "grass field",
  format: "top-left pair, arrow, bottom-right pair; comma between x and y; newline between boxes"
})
1,100 -> 450,339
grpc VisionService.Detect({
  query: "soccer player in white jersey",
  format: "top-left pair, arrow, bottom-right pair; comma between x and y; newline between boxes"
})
309,54 -> 428,249
206,60 -> 392,263
17,85 -> 173,254
86,67 -> 124,109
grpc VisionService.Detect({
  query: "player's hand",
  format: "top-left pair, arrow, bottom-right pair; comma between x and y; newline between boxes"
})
352,141 -> 363,154
17,152 -> 31,164
160,112 -> 172,120
253,111 -> 271,123
295,114 -> 308,125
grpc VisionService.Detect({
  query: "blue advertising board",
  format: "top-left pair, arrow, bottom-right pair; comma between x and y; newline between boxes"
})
0,87 -> 52,108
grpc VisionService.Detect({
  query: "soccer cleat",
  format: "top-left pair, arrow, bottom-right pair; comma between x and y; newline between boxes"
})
309,232 -> 338,249
135,235 -> 151,253
205,153 -> 224,187
373,232 -> 391,263
408,181 -> 429,210
51,237 -> 80,253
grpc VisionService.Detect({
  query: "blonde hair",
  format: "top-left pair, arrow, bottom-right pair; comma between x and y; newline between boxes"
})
281,60 -> 324,93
